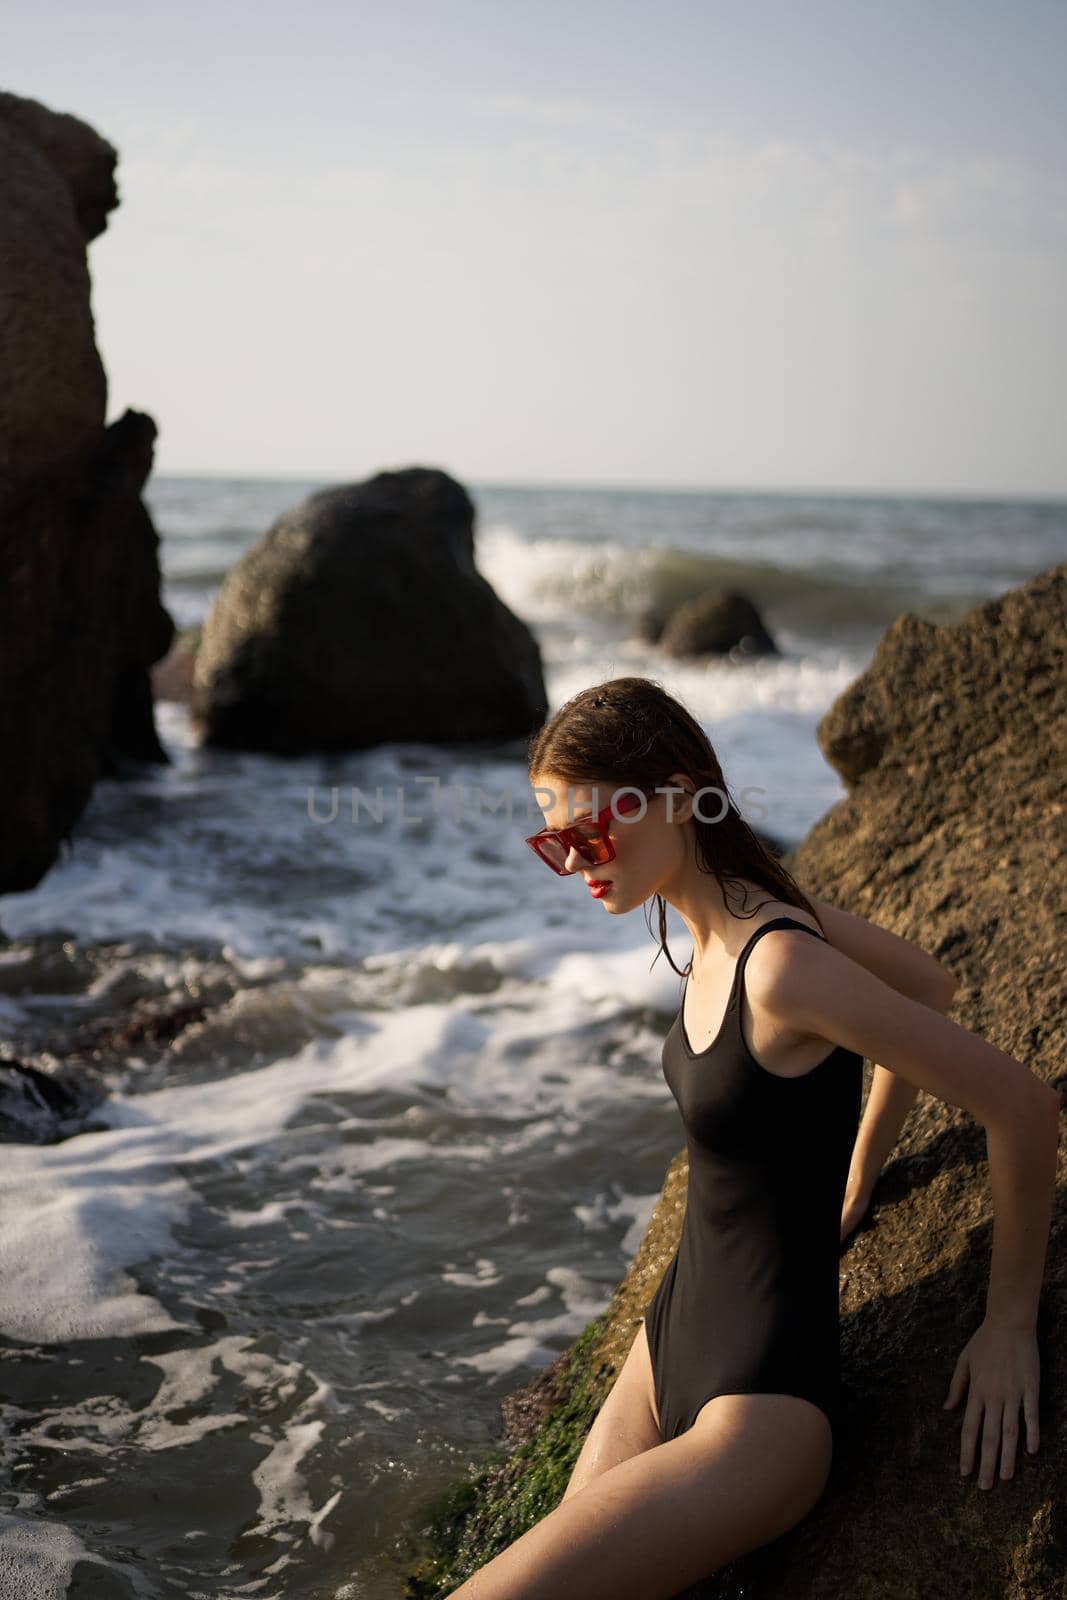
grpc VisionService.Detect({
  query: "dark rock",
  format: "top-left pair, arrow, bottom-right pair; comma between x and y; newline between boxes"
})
406,561 -> 1067,1597
0,93 -> 174,893
0,1058 -> 105,1144
192,466 -> 548,754
0,408 -> 174,888
659,588 -> 778,658
0,996 -> 216,1145
0,93 -> 112,490
0,89 -> 119,245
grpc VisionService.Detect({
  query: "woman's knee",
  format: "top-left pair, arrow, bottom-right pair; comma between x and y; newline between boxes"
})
561,1400 -> 657,1501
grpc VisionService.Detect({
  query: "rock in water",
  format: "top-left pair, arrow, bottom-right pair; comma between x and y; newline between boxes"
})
659,588 -> 778,658
192,466 -> 549,753
0,1059 -> 101,1144
0,91 -> 174,893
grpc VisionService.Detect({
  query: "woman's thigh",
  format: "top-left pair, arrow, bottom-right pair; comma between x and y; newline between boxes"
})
688,1389 -> 833,1524
561,1319 -> 661,1501
448,1392 -> 834,1600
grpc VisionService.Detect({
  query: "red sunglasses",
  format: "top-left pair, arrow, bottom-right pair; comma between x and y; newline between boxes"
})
525,786 -> 659,875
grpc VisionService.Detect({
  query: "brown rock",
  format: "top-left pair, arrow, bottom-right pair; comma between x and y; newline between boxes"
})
410,561 -> 1067,1597
648,562 -> 1066,1595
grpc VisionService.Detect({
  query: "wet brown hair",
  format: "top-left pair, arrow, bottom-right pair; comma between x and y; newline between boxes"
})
526,674 -> 824,979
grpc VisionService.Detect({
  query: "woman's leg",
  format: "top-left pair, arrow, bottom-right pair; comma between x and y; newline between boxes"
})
561,1320 -> 662,1502
446,1391 -> 832,1600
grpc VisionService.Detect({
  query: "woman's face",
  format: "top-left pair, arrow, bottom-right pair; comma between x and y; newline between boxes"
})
531,773 -> 694,914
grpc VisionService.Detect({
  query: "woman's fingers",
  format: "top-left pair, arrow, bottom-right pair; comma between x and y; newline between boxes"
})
998,1404 -> 1019,1481
976,1397 -> 1004,1489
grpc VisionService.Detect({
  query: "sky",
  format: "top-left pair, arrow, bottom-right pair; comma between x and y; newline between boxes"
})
5,0 -> 1067,496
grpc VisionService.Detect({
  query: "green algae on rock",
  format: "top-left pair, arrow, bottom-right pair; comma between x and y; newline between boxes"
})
405,1311 -> 612,1598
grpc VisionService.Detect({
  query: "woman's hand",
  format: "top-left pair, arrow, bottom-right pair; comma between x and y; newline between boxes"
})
942,1317 -> 1041,1488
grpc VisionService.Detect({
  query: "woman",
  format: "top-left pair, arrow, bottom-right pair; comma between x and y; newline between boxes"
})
447,676 -> 1059,1600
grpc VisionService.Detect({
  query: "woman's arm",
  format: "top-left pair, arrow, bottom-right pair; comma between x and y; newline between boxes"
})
808,895 -> 959,1005
841,1065 -> 924,1238
746,929 -> 1061,1487
805,896 -> 959,1234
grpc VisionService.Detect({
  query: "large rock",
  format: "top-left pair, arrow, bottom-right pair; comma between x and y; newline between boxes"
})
405,562 -> 1067,1599
192,467 -> 548,753
0,93 -> 173,893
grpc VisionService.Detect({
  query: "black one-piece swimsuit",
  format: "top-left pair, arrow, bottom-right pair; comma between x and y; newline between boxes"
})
643,916 -> 863,1443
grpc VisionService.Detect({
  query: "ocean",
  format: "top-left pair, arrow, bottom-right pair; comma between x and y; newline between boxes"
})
1,476 -> 1063,1598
